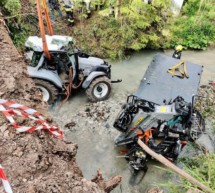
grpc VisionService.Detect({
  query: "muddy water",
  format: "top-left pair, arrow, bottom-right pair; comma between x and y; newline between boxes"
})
50,49 -> 215,193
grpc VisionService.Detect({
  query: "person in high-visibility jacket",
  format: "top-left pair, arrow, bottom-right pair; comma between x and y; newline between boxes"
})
172,45 -> 183,59
61,0 -> 75,26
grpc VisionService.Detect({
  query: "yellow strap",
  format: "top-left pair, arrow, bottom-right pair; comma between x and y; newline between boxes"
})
167,61 -> 189,79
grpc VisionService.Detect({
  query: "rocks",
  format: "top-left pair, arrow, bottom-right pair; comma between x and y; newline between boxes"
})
147,187 -> 164,193
179,84 -> 215,159
195,134 -> 215,153
196,85 -> 215,120
52,93 -> 126,138
65,121 -> 76,128
12,147 -> 24,157
105,123 -> 110,129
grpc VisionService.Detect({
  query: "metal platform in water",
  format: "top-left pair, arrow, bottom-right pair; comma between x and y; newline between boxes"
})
134,54 -> 203,105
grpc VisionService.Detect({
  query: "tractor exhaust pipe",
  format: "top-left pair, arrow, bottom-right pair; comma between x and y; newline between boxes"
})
111,79 -> 122,83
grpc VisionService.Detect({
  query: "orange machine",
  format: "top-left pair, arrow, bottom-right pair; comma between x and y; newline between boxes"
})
36,0 -> 54,60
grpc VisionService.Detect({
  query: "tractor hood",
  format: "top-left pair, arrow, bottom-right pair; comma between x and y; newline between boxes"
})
134,54 -> 203,105
78,56 -> 105,68
25,35 -> 73,52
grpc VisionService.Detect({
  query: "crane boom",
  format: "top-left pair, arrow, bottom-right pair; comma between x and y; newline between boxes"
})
42,0 -> 54,35
36,0 -> 54,60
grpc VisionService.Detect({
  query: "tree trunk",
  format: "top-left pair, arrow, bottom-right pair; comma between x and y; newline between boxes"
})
115,0 -> 122,18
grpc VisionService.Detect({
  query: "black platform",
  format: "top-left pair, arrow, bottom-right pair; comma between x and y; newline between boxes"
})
134,54 -> 203,105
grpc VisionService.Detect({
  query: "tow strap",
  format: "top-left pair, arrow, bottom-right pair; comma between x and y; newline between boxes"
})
167,61 -> 189,78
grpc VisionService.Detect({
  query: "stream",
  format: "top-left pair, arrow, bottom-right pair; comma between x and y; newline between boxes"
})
50,49 -> 215,193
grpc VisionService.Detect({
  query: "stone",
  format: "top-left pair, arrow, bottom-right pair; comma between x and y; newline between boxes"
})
195,134 -> 215,153
105,123 -> 110,129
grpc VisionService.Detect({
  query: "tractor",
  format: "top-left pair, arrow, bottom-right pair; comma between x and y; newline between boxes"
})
25,0 -> 120,104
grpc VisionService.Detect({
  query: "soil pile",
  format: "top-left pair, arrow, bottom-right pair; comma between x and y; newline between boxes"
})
0,16 -> 121,193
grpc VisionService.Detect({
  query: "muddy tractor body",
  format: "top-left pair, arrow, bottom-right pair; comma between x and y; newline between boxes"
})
25,35 -> 118,103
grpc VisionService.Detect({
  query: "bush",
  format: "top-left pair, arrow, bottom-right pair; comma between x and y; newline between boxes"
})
162,155 -> 215,192
166,0 -> 215,50
0,0 -> 21,15
1,0 -> 34,50
72,0 -> 171,59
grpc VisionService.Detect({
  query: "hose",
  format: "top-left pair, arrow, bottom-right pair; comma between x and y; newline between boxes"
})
59,66 -> 84,107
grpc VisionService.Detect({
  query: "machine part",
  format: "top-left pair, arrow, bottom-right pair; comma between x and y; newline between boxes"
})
167,61 -> 188,79
126,147 -> 148,185
36,0 -> 53,60
134,54 -> 202,105
111,79 -> 122,83
34,79 -> 58,104
173,139 -> 182,157
86,76 -> 111,102
190,110 -> 205,141
82,71 -> 106,88
128,164 -> 147,186
28,66 -> 63,89
60,67 -> 84,106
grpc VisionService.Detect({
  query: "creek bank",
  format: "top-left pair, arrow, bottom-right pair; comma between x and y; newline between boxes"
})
0,15 -> 121,193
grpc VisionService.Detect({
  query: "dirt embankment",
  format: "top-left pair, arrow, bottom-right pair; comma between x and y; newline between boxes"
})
0,16 -> 121,193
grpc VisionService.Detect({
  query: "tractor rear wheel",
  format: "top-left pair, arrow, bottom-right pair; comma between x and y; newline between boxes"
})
34,79 -> 58,104
86,76 -> 111,102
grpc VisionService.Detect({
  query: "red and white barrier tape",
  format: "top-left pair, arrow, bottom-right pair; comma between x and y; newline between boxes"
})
0,165 -> 13,193
0,99 -> 64,192
0,99 -> 63,139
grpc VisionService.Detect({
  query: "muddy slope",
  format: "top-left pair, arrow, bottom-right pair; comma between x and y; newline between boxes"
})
0,16 -> 120,193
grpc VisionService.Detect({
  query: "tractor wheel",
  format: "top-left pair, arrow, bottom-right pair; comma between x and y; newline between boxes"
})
34,79 -> 58,104
86,76 -> 111,102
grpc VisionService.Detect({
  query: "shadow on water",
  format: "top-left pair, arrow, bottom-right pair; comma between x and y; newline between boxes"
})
50,49 -> 215,193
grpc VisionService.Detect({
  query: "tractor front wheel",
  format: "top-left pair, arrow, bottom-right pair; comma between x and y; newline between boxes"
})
34,79 -> 58,104
86,76 -> 111,102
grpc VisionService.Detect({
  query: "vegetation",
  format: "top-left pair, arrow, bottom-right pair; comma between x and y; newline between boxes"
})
1,0 -> 215,57
161,155 -> 215,192
72,0 -> 215,59
1,0 -> 21,15
72,0 -> 172,59
0,0 -> 35,49
167,0 -> 215,50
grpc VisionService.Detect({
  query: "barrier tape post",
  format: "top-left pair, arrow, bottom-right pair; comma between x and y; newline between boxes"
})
0,164 -> 13,193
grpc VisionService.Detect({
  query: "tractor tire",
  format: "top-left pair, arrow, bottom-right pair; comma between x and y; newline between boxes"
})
86,76 -> 111,102
34,79 -> 58,104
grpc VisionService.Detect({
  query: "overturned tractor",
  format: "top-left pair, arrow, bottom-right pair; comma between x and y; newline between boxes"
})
113,54 -> 205,179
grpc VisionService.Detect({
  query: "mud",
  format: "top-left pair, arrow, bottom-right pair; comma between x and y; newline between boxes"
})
0,16 -> 121,193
